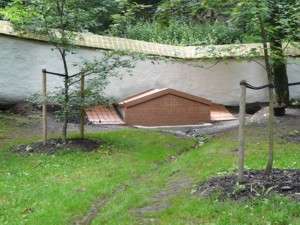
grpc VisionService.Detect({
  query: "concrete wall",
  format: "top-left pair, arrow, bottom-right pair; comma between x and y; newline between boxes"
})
1,35 -> 299,105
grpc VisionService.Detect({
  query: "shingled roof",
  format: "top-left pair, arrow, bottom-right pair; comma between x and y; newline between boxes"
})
0,20 -> 299,59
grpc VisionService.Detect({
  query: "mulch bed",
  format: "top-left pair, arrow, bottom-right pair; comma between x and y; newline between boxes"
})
194,169 -> 300,202
12,139 -> 102,155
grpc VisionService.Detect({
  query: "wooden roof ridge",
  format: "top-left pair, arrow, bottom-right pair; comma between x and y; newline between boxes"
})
119,88 -> 212,108
120,88 -> 155,102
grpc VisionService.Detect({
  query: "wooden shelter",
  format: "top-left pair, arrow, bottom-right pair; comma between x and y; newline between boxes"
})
118,88 -> 212,126
85,88 -> 236,126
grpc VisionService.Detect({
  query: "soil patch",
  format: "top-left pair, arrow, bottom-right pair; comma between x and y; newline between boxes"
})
73,185 -> 127,225
134,177 -> 192,224
194,169 -> 300,202
12,139 -> 102,155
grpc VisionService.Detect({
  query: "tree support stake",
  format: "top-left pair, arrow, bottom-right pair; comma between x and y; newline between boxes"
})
238,80 -> 247,183
42,69 -> 48,145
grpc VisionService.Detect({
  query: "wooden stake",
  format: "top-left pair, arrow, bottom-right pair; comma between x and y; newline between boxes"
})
42,69 -> 48,145
238,80 -> 247,183
80,73 -> 85,139
266,86 -> 275,173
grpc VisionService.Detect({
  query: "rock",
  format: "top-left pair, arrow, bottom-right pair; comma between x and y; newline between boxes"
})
199,188 -> 213,197
190,189 -> 197,194
247,107 -> 281,125
281,186 -> 293,191
288,130 -> 299,136
170,156 -> 177,161
25,145 -> 32,152
248,107 -> 269,124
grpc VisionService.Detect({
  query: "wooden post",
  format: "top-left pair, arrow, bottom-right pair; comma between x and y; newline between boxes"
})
265,85 -> 275,173
80,73 -> 85,139
238,80 -> 247,183
42,69 -> 48,145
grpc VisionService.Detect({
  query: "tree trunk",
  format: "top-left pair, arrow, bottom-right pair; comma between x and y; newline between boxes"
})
62,75 -> 69,142
258,16 -> 275,175
61,50 -> 69,142
268,0 -> 290,107
80,74 -> 85,139
270,40 -> 289,106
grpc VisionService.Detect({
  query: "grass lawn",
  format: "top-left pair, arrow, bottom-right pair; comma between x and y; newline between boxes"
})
0,113 -> 299,225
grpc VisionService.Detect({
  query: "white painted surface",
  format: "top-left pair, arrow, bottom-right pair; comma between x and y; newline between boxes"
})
0,35 -> 299,105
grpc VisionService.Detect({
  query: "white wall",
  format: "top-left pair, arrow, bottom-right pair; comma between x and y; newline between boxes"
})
0,35 -> 299,105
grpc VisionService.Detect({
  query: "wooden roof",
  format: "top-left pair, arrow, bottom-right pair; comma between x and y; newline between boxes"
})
85,106 -> 124,125
210,104 -> 236,121
119,88 -> 212,107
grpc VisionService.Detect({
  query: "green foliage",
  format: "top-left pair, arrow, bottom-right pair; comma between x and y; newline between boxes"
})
107,0 -> 299,47
108,1 -> 152,36
1,0 -> 95,49
156,0 -> 236,24
110,19 -> 259,45
80,0 -> 133,33
232,0 -> 300,43
29,52 -> 135,122
105,0 -> 262,45
232,0 -> 300,106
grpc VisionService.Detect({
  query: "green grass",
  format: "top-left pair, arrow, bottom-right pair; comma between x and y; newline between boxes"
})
0,113 -> 299,225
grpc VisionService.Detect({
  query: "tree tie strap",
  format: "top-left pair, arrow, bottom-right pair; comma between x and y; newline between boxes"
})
240,81 -> 274,90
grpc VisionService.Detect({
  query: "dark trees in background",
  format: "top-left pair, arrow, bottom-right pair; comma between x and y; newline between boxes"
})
0,0 -> 11,7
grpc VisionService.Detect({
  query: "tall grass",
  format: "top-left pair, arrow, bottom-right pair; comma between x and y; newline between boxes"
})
109,20 -> 260,46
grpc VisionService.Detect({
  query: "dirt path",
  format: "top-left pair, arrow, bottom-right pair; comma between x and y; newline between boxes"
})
73,185 -> 128,225
133,177 -> 193,224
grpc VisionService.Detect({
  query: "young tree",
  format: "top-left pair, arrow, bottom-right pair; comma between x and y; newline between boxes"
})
42,53 -> 134,130
2,0 -> 135,142
234,0 -> 299,108
233,0 -> 299,174
2,0 -> 94,141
